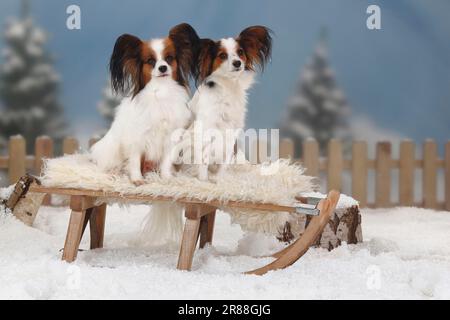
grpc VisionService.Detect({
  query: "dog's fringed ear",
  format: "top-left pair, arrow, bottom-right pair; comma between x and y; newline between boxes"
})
237,26 -> 272,71
195,39 -> 217,84
169,23 -> 200,83
109,34 -> 144,97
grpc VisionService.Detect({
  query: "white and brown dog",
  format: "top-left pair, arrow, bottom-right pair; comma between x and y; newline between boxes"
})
90,23 -> 199,184
187,26 -> 272,180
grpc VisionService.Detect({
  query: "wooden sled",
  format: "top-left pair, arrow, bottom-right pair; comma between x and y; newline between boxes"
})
10,179 -> 339,275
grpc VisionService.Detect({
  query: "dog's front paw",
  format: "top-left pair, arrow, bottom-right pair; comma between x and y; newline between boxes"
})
130,173 -> 145,186
132,179 -> 146,186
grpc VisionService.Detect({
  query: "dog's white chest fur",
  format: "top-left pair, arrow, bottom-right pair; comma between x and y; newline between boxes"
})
190,71 -> 255,131
91,78 -> 191,172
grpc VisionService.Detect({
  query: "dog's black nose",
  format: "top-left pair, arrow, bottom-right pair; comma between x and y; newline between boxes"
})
232,60 -> 241,68
158,65 -> 168,73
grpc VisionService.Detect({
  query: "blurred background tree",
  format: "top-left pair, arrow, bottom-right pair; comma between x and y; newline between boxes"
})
97,78 -> 120,128
280,30 -> 351,156
0,0 -> 66,152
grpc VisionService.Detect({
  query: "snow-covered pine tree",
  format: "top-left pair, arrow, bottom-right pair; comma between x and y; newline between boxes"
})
97,78 -> 121,127
280,29 -> 351,156
0,0 -> 66,152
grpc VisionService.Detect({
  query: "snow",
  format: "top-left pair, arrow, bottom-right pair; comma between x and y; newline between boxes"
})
0,200 -> 449,299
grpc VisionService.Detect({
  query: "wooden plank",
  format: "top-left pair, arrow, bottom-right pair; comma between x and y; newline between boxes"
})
70,195 -> 97,211
177,217 -> 201,271
8,136 -> 26,184
246,190 -> 339,275
327,139 -> 343,192
25,156 -> 35,169
279,138 -> 294,159
302,139 -> 319,176
375,141 -> 391,207
89,204 -> 107,249
446,141 -> 450,211
248,138 -> 258,164
351,141 -> 367,207
62,208 -> 87,262
199,210 -> 216,249
35,136 -> 54,175
29,185 -> 302,214
63,137 -> 80,155
258,138 -> 268,163
422,140 -> 437,209
0,156 -> 8,168
399,140 -> 415,206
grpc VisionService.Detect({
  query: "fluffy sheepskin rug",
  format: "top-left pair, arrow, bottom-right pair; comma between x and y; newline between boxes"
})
41,154 -> 317,238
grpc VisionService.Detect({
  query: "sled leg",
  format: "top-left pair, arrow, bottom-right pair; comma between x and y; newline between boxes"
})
62,196 -> 96,262
199,209 -> 216,249
62,209 -> 87,262
177,215 -> 201,271
245,190 -> 340,275
89,203 -> 107,249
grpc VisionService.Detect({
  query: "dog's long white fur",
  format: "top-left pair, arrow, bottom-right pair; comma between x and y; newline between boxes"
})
90,39 -> 192,247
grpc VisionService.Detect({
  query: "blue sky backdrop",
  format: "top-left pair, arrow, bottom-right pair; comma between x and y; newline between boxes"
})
0,0 -> 449,148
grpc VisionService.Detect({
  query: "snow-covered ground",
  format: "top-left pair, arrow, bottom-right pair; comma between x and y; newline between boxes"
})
0,201 -> 449,299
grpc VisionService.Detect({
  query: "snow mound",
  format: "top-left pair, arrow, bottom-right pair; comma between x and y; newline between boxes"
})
0,201 -> 449,299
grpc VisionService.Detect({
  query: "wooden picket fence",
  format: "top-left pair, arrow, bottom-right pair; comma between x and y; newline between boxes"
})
1,135 -> 449,210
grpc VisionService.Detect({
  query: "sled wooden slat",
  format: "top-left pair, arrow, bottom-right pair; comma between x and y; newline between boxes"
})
246,190 -> 340,275
28,185 -> 303,213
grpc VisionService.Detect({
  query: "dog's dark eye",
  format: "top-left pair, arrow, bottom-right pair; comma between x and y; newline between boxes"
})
219,52 -> 228,60
147,58 -> 156,66
237,49 -> 244,56
165,55 -> 174,64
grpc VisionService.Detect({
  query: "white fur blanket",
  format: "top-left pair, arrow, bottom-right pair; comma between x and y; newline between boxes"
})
41,154 -> 317,235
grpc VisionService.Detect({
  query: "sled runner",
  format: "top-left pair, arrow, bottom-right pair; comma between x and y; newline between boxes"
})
7,176 -> 339,275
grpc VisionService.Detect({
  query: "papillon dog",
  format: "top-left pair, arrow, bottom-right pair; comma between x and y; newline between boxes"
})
138,26 -> 272,247
188,26 -> 272,180
90,23 -> 199,184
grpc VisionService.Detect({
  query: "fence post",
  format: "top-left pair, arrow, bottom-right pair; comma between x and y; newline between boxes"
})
399,140 -> 415,206
63,137 -> 80,155
327,139 -> 343,192
8,135 -> 26,184
302,139 -> 319,176
35,136 -> 54,175
249,138 -> 258,164
422,140 -> 437,209
279,138 -> 294,160
351,141 -> 367,207
376,141 -> 391,207
445,141 -> 450,211
258,138 -> 268,163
